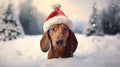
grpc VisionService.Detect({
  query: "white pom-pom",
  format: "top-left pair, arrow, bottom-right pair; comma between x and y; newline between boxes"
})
52,3 -> 61,10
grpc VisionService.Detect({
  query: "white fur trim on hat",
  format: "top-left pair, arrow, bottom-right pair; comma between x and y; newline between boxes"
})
43,16 -> 73,32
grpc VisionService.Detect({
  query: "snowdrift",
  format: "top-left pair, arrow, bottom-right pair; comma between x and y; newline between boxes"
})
0,34 -> 120,67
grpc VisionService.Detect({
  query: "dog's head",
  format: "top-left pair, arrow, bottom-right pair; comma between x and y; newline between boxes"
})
49,23 -> 69,49
40,23 -> 77,53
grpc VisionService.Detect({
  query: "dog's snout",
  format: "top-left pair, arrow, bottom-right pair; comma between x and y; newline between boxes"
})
56,39 -> 63,45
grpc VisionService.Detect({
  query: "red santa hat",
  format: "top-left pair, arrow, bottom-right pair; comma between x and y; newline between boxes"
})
43,4 -> 73,32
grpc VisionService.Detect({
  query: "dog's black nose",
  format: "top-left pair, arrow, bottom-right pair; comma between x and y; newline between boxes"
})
56,39 -> 63,45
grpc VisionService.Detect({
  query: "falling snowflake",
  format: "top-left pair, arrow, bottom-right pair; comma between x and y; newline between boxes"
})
92,24 -> 96,27
113,27 -> 116,30
105,25 -> 108,27
94,15 -> 97,18
94,5 -> 97,8
112,5 -> 114,7
99,20 -> 101,23
30,11 -> 33,14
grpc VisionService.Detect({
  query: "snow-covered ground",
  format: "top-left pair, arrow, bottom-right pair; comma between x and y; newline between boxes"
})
0,34 -> 120,67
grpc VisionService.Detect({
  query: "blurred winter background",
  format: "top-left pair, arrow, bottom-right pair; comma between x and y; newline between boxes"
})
0,0 -> 120,67
1,0 -> 120,41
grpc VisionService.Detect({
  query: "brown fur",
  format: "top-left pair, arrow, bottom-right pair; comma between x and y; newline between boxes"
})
40,24 -> 78,59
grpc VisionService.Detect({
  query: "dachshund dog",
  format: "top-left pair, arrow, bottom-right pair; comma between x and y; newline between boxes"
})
40,23 -> 78,59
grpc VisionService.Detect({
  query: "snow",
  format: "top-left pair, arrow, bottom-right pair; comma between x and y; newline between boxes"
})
92,24 -> 96,27
0,34 -> 120,67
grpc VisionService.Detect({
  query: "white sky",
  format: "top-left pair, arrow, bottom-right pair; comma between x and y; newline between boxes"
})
0,0 -> 108,22
32,0 -> 94,22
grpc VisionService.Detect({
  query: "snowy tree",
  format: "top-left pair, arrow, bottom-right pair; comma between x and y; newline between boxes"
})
85,0 -> 120,36
84,2 -> 104,36
0,3 -> 24,41
19,0 -> 45,35
100,0 -> 120,35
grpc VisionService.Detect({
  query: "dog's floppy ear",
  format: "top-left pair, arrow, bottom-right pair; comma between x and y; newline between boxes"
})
66,30 -> 78,54
40,32 -> 50,52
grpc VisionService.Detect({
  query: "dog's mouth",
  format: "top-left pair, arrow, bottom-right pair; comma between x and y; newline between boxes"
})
56,43 -> 66,48
52,42 -> 65,48
53,44 -> 65,50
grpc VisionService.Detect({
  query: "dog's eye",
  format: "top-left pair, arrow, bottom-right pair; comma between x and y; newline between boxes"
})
64,28 -> 69,33
49,28 -> 54,32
